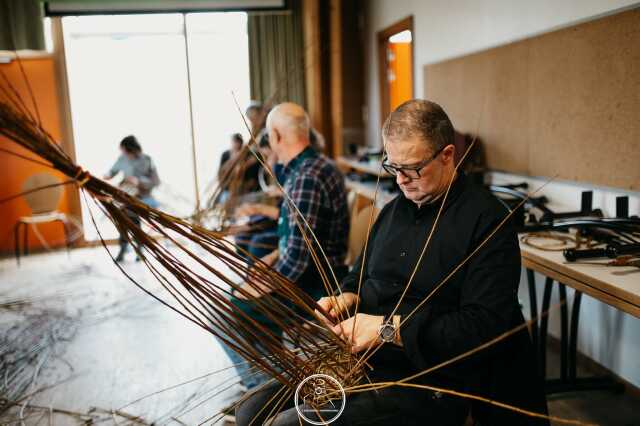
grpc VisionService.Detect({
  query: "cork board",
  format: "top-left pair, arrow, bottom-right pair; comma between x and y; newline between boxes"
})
424,8 -> 640,190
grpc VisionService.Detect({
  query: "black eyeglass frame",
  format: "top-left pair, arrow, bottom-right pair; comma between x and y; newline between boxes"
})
382,144 -> 449,179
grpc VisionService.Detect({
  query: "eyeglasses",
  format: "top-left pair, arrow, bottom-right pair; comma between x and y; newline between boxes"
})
382,145 -> 448,179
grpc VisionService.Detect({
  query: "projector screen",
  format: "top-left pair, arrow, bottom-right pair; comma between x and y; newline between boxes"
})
44,0 -> 287,15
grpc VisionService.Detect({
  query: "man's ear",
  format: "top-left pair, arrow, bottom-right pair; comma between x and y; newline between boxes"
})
442,144 -> 456,165
272,128 -> 282,145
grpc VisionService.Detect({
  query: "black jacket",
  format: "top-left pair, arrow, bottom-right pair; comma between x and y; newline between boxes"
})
341,173 -> 548,425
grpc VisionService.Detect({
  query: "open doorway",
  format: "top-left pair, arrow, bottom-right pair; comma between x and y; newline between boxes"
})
62,13 -> 250,241
377,16 -> 414,124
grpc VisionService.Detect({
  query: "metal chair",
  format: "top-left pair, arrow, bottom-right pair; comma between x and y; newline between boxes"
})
14,172 -> 79,265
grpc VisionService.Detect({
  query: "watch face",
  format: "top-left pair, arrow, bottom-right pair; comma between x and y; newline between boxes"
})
379,323 -> 396,342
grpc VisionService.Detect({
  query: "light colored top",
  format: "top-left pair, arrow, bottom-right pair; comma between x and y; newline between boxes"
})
108,153 -> 160,199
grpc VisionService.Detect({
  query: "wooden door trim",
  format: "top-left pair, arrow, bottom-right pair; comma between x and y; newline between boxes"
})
377,15 -> 414,126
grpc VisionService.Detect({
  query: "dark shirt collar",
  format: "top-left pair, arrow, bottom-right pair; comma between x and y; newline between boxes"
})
283,146 -> 316,177
400,171 -> 467,218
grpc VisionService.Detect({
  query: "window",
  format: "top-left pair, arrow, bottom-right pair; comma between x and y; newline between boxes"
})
62,13 -> 250,240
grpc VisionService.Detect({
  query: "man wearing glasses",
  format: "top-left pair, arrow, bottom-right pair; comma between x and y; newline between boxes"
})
320,99 -> 548,425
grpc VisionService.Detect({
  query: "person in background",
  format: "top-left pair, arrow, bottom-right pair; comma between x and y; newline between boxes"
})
233,132 -> 282,260
218,133 -> 245,191
220,102 -> 349,398
233,120 -> 331,262
246,101 -> 267,138
309,128 -> 326,153
233,125 -> 329,266
104,135 -> 159,262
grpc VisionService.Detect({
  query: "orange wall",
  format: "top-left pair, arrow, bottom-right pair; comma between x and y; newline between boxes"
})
0,57 -> 74,253
388,42 -> 413,111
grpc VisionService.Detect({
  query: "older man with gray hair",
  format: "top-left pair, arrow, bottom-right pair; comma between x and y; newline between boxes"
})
221,102 -> 349,397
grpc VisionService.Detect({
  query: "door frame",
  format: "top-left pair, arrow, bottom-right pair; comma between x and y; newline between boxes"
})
377,15 -> 414,126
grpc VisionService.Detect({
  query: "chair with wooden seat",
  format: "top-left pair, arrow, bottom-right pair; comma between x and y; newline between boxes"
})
346,192 -> 380,266
14,172 -> 78,265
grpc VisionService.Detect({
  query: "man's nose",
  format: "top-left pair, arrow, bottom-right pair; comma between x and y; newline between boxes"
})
396,172 -> 410,185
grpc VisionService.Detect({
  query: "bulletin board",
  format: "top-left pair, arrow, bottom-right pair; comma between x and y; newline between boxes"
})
423,8 -> 640,190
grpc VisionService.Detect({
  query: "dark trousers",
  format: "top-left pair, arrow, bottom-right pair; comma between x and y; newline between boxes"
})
235,216 -> 279,261
119,211 -> 140,242
118,209 -> 141,252
221,265 -> 349,390
236,380 -> 470,426
235,229 -> 279,260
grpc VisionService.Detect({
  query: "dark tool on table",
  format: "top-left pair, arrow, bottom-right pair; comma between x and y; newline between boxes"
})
564,243 -> 640,262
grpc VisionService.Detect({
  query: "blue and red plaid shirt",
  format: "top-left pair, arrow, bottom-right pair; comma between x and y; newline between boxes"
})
275,147 -> 349,288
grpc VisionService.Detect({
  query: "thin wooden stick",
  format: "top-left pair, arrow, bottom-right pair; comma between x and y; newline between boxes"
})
345,382 -> 595,426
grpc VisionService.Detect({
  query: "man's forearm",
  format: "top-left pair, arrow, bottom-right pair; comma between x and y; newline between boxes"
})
262,204 -> 280,220
260,249 -> 279,266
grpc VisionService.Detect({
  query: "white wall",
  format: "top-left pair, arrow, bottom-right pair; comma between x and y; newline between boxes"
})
364,0 -> 640,387
365,0 -> 640,147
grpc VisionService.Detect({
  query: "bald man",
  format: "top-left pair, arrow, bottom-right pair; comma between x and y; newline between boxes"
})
220,103 -> 350,394
238,102 -> 349,297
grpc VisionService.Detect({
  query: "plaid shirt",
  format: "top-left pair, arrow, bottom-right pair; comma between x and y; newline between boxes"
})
275,147 -> 349,286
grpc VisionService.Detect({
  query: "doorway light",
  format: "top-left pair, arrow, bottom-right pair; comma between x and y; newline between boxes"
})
389,30 -> 412,44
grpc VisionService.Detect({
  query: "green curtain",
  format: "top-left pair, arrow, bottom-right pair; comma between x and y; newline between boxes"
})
0,0 -> 45,50
248,4 -> 306,108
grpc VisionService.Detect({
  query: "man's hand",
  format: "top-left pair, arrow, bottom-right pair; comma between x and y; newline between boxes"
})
315,292 -> 359,324
234,252 -> 279,300
259,250 -> 279,266
235,203 -> 280,220
124,176 -> 140,187
234,280 -> 270,300
331,314 -> 384,353
265,186 -> 282,198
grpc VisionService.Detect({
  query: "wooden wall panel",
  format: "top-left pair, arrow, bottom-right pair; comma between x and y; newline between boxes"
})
424,8 -> 640,190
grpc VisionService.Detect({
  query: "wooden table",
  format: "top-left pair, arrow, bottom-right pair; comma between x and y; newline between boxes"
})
336,156 -> 391,178
520,242 -> 639,394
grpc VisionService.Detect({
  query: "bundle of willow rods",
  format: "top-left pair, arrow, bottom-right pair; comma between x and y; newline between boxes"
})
0,81 -> 363,402
2,402 -> 151,425
0,297 -> 77,415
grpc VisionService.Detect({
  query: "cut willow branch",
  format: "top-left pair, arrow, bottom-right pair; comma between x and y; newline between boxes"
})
345,382 -> 595,426
0,92 -> 365,403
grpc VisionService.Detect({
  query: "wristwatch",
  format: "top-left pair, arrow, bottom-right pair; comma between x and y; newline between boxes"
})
378,313 -> 397,343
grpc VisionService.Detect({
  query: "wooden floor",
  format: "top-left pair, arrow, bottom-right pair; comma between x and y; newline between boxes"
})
545,348 -> 640,426
1,246 -> 639,425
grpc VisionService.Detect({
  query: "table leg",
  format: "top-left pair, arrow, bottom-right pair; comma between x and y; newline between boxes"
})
528,271 -> 626,394
539,276 -> 554,379
559,284 -> 568,382
526,268 -> 539,351
14,222 -> 21,266
569,290 -> 582,381
23,223 -> 29,256
60,219 -> 71,256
